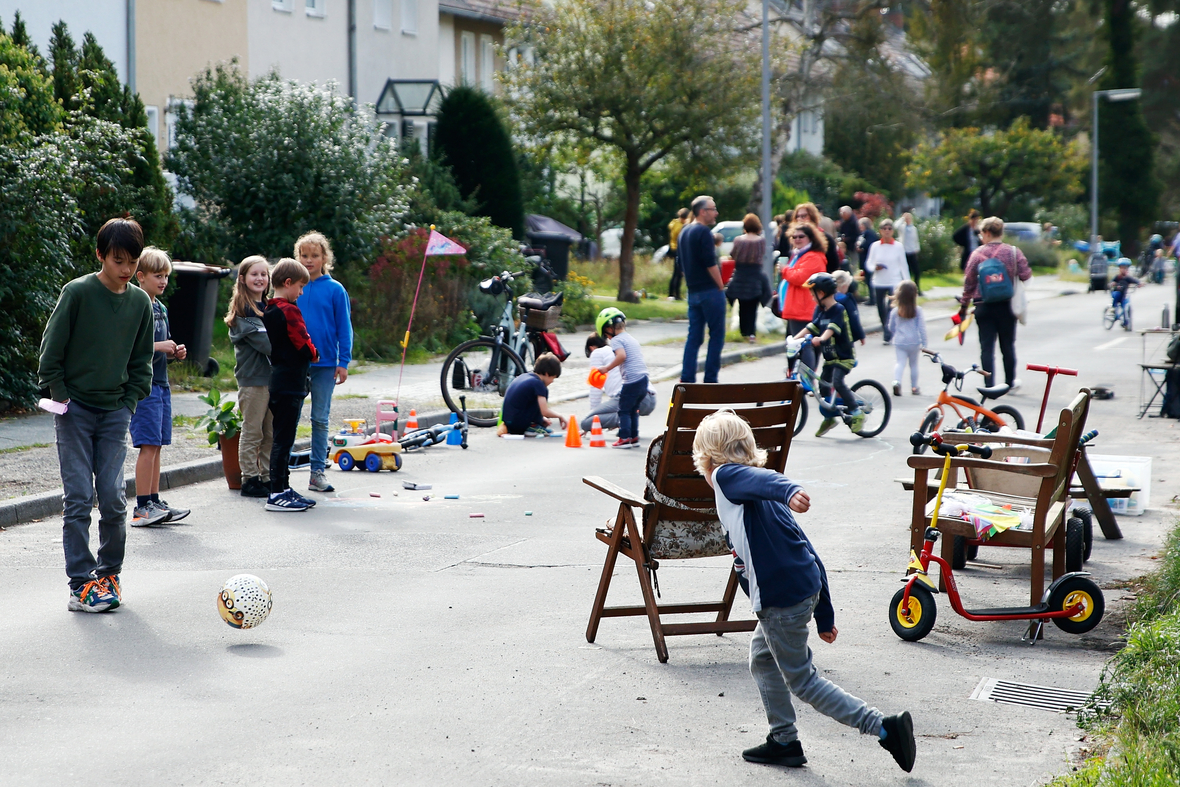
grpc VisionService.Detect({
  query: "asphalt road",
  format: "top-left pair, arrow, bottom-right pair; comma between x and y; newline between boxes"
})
2,282 -> 1177,786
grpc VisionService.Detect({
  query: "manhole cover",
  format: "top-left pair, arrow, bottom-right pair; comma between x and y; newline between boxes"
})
969,677 -> 1107,714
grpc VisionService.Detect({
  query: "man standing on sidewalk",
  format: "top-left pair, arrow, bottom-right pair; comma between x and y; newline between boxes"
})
679,195 -> 726,383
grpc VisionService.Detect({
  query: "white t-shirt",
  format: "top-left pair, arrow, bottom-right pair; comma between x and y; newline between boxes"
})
588,345 -> 621,406
608,331 -> 648,383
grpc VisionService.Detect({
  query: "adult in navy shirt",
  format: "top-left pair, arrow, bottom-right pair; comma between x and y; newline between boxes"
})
679,195 -> 727,383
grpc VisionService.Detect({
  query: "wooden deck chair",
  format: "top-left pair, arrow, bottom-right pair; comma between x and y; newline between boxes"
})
583,381 -> 801,663
906,389 -> 1092,609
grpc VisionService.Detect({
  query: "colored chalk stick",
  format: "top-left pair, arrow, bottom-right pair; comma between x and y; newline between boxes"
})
444,494 -> 459,499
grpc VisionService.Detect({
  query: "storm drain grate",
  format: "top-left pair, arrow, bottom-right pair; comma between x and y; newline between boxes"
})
970,677 -> 1107,714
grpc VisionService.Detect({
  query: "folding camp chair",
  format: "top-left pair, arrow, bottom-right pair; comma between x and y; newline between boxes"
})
583,381 -> 801,663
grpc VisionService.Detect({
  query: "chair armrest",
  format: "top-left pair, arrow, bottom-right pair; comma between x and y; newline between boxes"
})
583,476 -> 646,508
936,431 -> 1054,447
907,456 -> 1058,477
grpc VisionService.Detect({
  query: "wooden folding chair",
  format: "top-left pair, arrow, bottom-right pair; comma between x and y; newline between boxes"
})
906,389 -> 1092,608
583,381 -> 801,663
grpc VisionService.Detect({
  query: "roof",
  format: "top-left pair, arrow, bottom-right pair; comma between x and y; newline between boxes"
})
438,0 -> 530,24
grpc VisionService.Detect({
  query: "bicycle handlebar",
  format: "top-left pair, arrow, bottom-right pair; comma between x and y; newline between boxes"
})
909,431 -> 993,459
1027,363 -> 1078,376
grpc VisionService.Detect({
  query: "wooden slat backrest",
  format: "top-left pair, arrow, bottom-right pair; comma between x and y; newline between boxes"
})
645,381 -> 800,547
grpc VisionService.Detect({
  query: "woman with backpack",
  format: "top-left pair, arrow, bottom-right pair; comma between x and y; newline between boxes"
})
960,216 -> 1032,390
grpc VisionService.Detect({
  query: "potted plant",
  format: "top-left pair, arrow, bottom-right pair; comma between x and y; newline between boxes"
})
197,388 -> 244,489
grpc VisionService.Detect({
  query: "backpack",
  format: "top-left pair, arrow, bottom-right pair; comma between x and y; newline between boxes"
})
977,249 -> 1014,303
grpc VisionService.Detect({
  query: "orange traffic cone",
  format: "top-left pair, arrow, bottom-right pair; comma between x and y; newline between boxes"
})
565,415 -> 582,448
589,416 -> 606,447
404,409 -> 418,435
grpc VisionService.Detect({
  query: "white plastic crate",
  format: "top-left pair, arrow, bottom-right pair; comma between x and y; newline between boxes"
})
1087,454 -> 1152,516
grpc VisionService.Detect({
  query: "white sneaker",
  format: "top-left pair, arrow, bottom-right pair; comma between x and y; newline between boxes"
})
1010,378 -> 1022,392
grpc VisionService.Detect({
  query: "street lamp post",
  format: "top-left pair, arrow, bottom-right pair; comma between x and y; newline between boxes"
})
761,0 -> 772,275
1089,87 -> 1142,255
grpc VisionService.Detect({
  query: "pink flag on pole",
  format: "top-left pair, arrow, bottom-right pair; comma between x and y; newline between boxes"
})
425,229 -> 466,256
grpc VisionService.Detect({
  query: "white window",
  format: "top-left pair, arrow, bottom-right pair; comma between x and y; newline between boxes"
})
272,0 -> 293,11
164,99 -> 193,150
144,105 -> 159,145
374,0 -> 392,29
460,32 -> 475,84
306,0 -> 325,17
480,35 -> 494,90
401,0 -> 417,34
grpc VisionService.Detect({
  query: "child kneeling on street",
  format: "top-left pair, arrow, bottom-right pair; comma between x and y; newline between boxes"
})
693,410 -> 916,772
499,353 -> 568,436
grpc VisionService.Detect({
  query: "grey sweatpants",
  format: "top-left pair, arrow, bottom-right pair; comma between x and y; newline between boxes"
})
55,404 -> 132,590
750,593 -> 884,744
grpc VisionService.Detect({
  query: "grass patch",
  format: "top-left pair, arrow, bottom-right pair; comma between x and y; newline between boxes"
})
296,424 -> 312,439
168,320 -> 238,393
172,414 -> 201,429
335,393 -> 372,400
571,256 -> 674,299
0,442 -> 51,454
1046,524 -> 1180,785
585,296 -> 687,323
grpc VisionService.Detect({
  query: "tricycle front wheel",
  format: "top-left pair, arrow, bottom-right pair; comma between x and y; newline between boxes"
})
889,584 -> 937,641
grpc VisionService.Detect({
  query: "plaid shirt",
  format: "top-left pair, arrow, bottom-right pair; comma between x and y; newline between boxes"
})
962,242 -> 1032,301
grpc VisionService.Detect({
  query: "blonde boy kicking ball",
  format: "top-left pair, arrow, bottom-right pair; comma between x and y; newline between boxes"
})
129,247 -> 190,527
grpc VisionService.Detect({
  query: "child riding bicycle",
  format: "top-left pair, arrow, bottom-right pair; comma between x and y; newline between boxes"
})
791,273 -> 864,436
1110,258 -> 1138,310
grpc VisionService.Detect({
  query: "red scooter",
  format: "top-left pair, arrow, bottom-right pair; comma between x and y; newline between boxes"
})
889,432 -> 1105,644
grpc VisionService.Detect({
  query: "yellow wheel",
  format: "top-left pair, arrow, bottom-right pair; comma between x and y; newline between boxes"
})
889,584 -> 936,641
1049,576 -> 1104,634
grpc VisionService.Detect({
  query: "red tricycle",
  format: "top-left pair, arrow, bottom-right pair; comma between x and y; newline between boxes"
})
889,432 -> 1105,644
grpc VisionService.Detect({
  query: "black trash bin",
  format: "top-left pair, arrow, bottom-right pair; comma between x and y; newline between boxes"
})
168,261 -> 233,376
526,231 -> 573,281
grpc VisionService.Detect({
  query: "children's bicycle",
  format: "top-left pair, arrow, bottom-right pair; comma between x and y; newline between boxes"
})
912,350 -> 1023,452
1102,286 -> 1134,331
889,432 -> 1104,643
439,267 -> 564,427
785,337 -> 891,438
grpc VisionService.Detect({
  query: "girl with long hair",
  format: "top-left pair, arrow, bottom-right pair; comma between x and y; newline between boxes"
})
225,255 -> 274,497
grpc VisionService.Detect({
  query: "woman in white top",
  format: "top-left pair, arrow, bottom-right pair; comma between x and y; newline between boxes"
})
864,217 -> 911,343
899,212 -> 922,295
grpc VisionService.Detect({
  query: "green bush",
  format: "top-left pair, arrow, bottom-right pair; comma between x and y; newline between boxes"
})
916,217 -> 958,274
1014,240 -> 1058,271
1036,204 -> 1089,245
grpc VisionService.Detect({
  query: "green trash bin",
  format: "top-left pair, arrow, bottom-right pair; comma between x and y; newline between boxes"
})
168,261 -> 232,377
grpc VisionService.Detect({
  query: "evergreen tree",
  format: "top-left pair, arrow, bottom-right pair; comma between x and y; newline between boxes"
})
1097,0 -> 1158,251
9,11 -> 40,60
0,27 -> 62,142
48,21 -> 79,111
433,86 -> 525,239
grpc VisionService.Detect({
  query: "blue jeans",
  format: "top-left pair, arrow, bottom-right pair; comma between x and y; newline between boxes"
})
750,593 -> 884,744
682,288 -> 727,383
55,404 -> 132,590
617,376 -> 649,440
308,366 -> 337,472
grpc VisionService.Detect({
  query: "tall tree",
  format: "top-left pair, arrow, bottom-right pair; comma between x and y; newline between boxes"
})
504,0 -> 757,302
907,0 -> 982,127
1097,0 -> 1159,250
0,26 -> 61,142
433,85 -> 524,239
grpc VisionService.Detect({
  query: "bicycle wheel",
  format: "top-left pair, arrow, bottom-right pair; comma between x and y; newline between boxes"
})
1102,306 -> 1116,330
981,404 -> 1023,432
1122,302 -> 1133,331
914,410 -> 941,454
850,379 -> 891,438
440,339 -> 527,427
793,393 -> 809,436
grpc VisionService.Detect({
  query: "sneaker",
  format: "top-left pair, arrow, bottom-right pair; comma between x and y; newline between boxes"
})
68,579 -> 118,613
610,438 -> 633,449
240,476 -> 269,498
525,425 -> 554,438
99,575 -> 122,605
291,489 -> 317,508
815,418 -> 837,437
893,382 -> 902,397
155,499 -> 189,523
1010,378 -> 1022,392
308,470 -> 335,493
265,490 -> 309,512
879,711 -> 916,772
131,503 -> 169,527
848,410 -> 866,433
911,387 -> 921,396
742,735 -> 807,766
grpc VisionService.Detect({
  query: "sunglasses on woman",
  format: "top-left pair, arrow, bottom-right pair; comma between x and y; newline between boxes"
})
792,233 -> 808,240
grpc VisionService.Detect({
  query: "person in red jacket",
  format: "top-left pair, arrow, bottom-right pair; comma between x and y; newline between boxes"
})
778,223 -> 829,371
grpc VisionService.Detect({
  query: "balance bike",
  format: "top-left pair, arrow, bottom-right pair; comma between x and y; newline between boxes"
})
888,432 -> 1104,644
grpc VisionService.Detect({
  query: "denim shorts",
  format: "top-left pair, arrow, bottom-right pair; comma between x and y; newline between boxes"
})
129,384 -> 172,447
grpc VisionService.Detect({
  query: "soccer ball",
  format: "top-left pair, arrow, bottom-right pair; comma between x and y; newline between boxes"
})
217,574 -> 272,629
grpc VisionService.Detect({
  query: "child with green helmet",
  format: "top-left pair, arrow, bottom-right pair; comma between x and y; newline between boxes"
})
592,307 -> 650,449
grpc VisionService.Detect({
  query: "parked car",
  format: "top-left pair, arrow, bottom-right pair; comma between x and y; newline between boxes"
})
1003,222 -> 1042,243
713,221 -> 745,258
599,227 -> 652,259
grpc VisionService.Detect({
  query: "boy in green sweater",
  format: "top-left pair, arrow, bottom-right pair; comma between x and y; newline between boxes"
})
38,218 -> 155,613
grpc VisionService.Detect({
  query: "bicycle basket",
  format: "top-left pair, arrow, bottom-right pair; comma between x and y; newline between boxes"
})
519,304 -> 563,330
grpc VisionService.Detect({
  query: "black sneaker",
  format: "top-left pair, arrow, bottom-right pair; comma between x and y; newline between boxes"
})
742,735 -> 807,767
240,476 -> 269,498
879,712 -> 916,772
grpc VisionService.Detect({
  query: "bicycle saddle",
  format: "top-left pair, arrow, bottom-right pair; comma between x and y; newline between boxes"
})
518,291 -> 564,311
976,383 -> 1010,399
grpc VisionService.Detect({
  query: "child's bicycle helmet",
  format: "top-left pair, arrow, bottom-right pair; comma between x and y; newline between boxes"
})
803,272 -> 838,298
1117,257 -> 1132,268
595,307 -> 626,337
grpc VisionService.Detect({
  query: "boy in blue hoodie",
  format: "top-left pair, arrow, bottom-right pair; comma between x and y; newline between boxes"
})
693,410 -> 916,772
295,232 -> 353,494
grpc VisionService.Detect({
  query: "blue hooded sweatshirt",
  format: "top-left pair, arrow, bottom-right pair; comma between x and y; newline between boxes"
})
711,463 -> 834,632
297,273 -> 352,368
